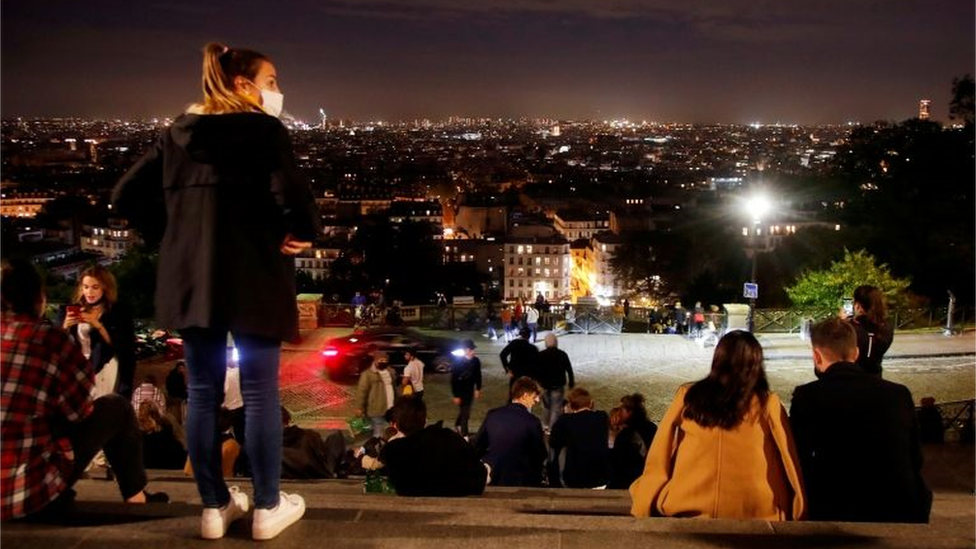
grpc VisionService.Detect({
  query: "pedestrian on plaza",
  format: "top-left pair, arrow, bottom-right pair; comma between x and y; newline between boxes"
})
1,259 -> 169,520
355,357 -> 396,438
112,42 -> 318,540
484,303 -> 500,340
790,318 -> 930,523
630,330 -> 805,520
535,333 -> 575,431
500,327 -> 539,398
451,339 -> 482,437
623,299 -> 631,319
474,377 -> 547,487
842,285 -> 894,377
59,265 -> 137,399
692,301 -> 706,337
401,349 -> 425,400
548,387 -> 610,489
525,304 -> 540,343
513,298 -> 525,330
500,306 -> 514,342
672,301 -> 688,335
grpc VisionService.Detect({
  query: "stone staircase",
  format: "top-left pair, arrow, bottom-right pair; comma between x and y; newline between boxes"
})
3,470 -> 973,549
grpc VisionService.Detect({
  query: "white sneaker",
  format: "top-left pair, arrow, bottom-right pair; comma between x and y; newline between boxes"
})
201,486 -> 250,540
252,492 -> 305,541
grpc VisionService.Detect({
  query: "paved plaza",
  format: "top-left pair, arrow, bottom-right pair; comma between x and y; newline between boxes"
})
268,328 -> 976,432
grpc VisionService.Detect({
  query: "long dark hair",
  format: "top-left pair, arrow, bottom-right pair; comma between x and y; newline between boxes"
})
853,285 -> 887,328
683,330 -> 769,429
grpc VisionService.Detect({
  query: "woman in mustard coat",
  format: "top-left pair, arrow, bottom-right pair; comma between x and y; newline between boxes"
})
630,330 -> 806,520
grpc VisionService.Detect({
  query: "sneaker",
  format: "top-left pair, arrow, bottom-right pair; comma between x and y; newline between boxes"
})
201,486 -> 250,540
252,492 -> 305,541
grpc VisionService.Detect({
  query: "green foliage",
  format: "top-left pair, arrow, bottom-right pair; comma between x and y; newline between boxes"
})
785,249 -> 911,310
110,246 -> 158,320
950,74 -> 975,126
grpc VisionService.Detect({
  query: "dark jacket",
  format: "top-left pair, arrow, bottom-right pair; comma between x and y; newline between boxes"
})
851,316 -> 894,375
535,347 -> 574,390
790,362 -> 931,523
281,426 -> 346,479
499,338 -> 538,379
381,422 -> 488,497
165,367 -> 188,401
142,421 -> 187,470
112,113 -> 320,342
609,426 -> 648,489
548,409 -> 610,488
59,303 -> 137,399
474,403 -> 547,487
451,356 -> 482,403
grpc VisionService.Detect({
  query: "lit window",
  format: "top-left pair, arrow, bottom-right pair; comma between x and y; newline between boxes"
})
535,257 -> 541,265
602,244 -> 606,252
742,227 -> 748,236
544,257 -> 550,266
835,224 -> 841,231
518,245 -> 524,254
526,246 -> 533,254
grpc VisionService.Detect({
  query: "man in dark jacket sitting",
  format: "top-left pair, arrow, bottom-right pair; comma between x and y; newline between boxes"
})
790,317 -> 931,523
474,377 -> 547,487
381,396 -> 489,497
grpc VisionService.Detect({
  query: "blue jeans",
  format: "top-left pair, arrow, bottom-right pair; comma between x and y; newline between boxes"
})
542,386 -> 565,430
182,328 -> 282,510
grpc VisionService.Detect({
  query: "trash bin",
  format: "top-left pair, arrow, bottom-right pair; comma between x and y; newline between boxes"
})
723,304 -> 750,332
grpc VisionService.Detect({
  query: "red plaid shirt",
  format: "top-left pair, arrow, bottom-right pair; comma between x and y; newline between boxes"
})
1,312 -> 94,520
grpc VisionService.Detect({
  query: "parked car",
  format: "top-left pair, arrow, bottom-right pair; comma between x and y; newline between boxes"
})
322,327 -> 461,380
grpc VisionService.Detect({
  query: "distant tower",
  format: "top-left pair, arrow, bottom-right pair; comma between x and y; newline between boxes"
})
919,99 -> 931,120
551,125 -> 561,137
319,108 -> 328,129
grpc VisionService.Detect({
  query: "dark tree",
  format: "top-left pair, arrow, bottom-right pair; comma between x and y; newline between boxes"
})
950,74 -> 975,126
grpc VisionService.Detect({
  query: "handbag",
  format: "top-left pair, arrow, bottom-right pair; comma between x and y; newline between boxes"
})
402,383 -> 414,396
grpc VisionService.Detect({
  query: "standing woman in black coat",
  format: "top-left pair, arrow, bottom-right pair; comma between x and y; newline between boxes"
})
112,42 -> 319,541
61,265 -> 137,399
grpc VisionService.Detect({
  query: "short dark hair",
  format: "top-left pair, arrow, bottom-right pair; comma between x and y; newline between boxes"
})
392,395 -> 427,436
511,376 -> 542,400
1,258 -> 44,316
566,387 -> 593,411
811,317 -> 857,360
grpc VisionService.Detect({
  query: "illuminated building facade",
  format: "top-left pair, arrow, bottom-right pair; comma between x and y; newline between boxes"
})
503,236 -> 570,301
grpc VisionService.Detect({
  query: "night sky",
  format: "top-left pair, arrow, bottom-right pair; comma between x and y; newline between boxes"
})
2,0 -> 973,124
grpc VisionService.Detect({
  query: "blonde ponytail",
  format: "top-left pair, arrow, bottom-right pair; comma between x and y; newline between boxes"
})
187,42 -> 268,115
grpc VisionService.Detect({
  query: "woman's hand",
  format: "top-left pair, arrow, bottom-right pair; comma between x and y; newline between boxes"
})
280,234 -> 312,255
63,308 -> 80,329
79,308 -> 103,328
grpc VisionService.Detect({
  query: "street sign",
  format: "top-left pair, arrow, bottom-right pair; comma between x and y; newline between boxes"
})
743,283 -> 759,299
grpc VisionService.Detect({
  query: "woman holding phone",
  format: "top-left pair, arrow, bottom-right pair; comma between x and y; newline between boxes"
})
112,42 -> 319,540
61,265 -> 136,399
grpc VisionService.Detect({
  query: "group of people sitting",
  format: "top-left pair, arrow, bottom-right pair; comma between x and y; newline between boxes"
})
361,315 -> 930,525
0,256 -> 932,526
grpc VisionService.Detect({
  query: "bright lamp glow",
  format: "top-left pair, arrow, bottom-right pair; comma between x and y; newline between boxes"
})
451,349 -> 465,357
745,195 -> 772,222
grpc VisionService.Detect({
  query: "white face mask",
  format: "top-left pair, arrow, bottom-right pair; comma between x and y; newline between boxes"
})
259,88 -> 284,118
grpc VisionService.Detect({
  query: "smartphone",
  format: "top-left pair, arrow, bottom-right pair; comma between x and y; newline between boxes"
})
842,298 -> 854,317
66,305 -> 81,316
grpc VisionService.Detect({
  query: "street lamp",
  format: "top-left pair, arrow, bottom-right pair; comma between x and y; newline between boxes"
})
744,194 -> 771,332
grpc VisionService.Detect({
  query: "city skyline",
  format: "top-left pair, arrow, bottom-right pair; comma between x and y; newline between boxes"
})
2,0 -> 974,125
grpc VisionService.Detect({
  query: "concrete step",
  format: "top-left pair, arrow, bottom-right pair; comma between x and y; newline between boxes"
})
3,475 -> 973,549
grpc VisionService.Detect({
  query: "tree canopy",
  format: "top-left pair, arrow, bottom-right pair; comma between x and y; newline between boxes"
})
785,249 -> 911,310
